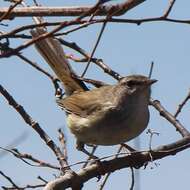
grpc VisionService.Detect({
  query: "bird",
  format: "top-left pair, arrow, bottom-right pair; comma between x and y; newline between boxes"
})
56,74 -> 157,155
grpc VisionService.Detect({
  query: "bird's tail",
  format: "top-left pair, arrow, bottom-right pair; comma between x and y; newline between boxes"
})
30,27 -> 87,96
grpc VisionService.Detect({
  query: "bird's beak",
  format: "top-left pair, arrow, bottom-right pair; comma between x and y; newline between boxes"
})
146,79 -> 157,85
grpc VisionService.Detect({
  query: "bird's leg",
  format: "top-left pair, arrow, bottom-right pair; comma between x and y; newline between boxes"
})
76,141 -> 98,160
76,141 -> 104,179
82,145 -> 98,168
120,143 -> 137,152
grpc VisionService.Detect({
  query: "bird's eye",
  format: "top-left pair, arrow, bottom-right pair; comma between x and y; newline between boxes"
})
126,80 -> 142,88
126,80 -> 136,87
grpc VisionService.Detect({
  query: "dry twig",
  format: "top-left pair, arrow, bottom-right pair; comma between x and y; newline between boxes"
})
0,147 -> 60,170
44,135 -> 190,190
0,0 -> 146,18
174,90 -> 190,118
150,99 -> 190,137
0,84 -> 69,173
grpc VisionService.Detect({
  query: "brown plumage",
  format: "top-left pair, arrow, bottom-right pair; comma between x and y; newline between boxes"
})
57,75 -> 157,149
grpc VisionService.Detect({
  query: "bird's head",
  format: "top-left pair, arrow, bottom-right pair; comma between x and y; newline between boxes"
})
119,75 -> 157,95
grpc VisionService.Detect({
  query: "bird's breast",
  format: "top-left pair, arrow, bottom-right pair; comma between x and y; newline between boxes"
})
67,101 -> 150,146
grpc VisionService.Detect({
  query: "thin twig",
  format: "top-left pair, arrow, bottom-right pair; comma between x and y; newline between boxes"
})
17,54 -> 55,81
99,145 -> 123,190
58,129 -> 69,167
54,1 -> 104,38
44,135 -> 190,189
48,137 -> 190,171
0,0 -> 23,22
174,90 -> 190,118
38,176 -> 48,184
77,0 -> 103,21
163,0 -> 176,18
2,16 -> 190,42
81,20 -> 108,77
0,131 -> 28,158
150,99 -> 190,137
0,147 -> 60,170
2,183 -> 45,189
17,53 -> 62,95
129,167 -> 135,190
0,21 -> 65,40
0,84 -> 70,173
59,39 -> 121,80
1,16 -> 190,42
107,17 -> 190,25
0,19 -> 89,58
72,75 -> 108,88
0,0 -> 146,18
0,171 -> 18,189
146,129 -> 159,150
1,16 -> 190,58
82,146 -> 98,168
148,61 -> 154,78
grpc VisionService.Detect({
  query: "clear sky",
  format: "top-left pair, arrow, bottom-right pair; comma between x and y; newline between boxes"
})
1,1 -> 190,190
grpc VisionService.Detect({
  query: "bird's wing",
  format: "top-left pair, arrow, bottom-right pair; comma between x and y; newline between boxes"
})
56,86 -> 112,117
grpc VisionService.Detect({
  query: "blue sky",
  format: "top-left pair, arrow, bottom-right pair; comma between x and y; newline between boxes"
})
1,1 -> 190,189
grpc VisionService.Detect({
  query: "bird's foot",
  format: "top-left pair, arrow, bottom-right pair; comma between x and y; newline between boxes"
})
120,143 -> 137,152
76,141 -> 99,161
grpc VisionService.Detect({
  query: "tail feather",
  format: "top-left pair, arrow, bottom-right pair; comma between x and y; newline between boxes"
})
30,27 -> 87,95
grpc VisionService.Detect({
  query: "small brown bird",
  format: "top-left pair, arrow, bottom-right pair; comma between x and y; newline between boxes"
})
57,75 -> 157,154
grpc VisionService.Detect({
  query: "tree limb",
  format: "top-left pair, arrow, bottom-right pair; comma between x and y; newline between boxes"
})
0,0 -> 146,18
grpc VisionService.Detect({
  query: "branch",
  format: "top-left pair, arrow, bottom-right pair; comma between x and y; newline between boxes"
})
0,84 -> 69,173
1,16 -> 190,59
81,19 -> 108,77
99,146 -> 123,190
0,19 -> 88,58
0,147 -> 60,170
150,99 -> 190,137
174,90 -> 190,118
0,171 -> 19,189
59,39 -> 121,80
162,0 -> 176,18
0,0 -> 22,22
0,131 -> 28,158
58,129 -> 69,167
0,0 -> 146,18
44,136 -> 190,190
2,14 -> 190,42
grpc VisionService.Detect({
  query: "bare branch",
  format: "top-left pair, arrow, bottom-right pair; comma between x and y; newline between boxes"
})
1,15 -> 190,42
0,0 -> 146,18
59,39 -> 121,80
0,171 -> 19,189
146,129 -> 160,150
148,61 -> 154,78
174,90 -> 190,118
150,99 -> 190,137
163,0 -> 176,18
0,84 -> 70,173
0,131 -> 28,158
129,167 -> 135,190
0,21 -> 64,40
99,146 -> 123,190
81,20 -> 108,77
38,176 -> 48,184
0,0 -> 23,22
17,54 -> 56,81
58,129 -> 69,167
0,19 -> 88,58
72,75 -> 109,88
44,136 -> 190,190
0,147 -> 60,170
